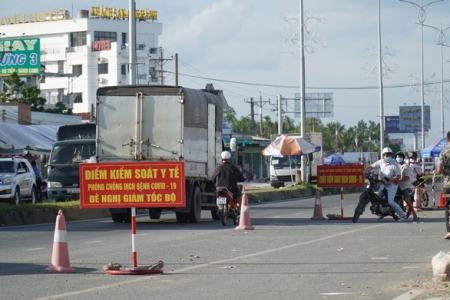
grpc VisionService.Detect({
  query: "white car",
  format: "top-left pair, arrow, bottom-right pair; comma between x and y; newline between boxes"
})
0,157 -> 38,205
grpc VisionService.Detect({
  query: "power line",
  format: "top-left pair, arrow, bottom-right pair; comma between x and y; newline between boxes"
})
165,70 -> 450,90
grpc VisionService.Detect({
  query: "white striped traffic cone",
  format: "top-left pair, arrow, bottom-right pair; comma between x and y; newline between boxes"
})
45,210 -> 76,273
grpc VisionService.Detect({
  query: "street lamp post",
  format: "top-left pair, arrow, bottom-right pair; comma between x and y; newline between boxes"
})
399,0 -> 443,149
422,22 -> 450,137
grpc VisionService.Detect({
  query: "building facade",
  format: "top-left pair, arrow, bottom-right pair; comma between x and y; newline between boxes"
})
0,7 -> 162,115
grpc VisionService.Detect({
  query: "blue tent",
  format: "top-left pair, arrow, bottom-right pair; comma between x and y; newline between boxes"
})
324,154 -> 346,165
420,137 -> 450,158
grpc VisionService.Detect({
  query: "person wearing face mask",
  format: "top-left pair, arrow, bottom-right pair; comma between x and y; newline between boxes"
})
395,151 -> 418,221
362,147 -> 407,221
408,152 -> 423,182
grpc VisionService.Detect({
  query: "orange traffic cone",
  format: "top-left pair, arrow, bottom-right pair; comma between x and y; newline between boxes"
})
311,190 -> 325,220
236,188 -> 254,230
413,187 -> 423,212
45,210 -> 76,273
439,192 -> 446,208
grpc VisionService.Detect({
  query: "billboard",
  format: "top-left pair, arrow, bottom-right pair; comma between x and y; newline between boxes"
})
295,93 -> 334,118
399,106 -> 430,132
385,116 -> 410,134
0,38 -> 41,76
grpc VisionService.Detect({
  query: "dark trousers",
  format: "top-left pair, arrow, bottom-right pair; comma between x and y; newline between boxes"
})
36,178 -> 42,201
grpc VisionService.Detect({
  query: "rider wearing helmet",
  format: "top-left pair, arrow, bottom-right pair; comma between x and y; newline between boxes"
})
408,151 -> 423,181
362,147 -> 407,221
396,151 -> 418,221
212,151 -> 246,213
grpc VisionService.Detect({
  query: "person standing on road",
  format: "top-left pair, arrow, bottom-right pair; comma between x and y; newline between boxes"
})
362,147 -> 407,222
396,151 -> 418,221
436,131 -> 450,239
30,160 -> 42,202
408,152 -> 423,182
212,151 -> 246,213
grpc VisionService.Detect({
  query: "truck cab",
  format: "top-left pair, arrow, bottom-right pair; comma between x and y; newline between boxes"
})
47,123 -> 95,202
269,155 -> 301,188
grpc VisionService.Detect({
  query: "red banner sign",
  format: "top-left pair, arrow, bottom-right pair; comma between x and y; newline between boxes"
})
79,161 -> 186,209
317,165 -> 365,188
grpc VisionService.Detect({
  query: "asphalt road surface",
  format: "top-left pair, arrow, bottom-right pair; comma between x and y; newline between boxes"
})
1,191 -> 449,300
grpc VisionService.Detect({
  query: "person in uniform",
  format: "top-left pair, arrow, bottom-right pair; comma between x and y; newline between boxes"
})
437,131 -> 450,239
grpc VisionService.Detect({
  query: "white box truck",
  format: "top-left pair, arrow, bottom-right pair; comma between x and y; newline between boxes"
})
95,85 -> 227,223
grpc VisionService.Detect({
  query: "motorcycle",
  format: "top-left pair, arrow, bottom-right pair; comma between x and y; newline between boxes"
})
353,173 -> 411,223
215,187 -> 239,226
412,177 -> 429,207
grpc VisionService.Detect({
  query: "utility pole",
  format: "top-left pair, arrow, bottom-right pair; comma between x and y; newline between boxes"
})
1,109 -> 5,122
277,95 -> 282,134
149,47 -> 172,86
128,0 -> 136,85
174,53 -> 178,86
250,97 -> 255,134
259,92 -> 263,136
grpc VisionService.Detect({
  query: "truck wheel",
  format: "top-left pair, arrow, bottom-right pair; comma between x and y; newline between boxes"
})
123,209 -> 132,223
149,209 -> 162,220
111,213 -> 123,223
176,212 -> 189,223
188,186 -> 202,223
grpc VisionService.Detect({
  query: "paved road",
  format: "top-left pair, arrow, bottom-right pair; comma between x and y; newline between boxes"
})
1,192 -> 449,300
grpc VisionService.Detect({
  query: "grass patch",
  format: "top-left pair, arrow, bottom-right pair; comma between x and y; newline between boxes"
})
0,201 -> 80,214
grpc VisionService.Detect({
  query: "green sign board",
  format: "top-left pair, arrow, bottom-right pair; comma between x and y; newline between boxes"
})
0,38 -> 40,76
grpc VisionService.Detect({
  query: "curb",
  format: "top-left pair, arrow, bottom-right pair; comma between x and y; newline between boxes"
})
0,188 -> 321,226
0,207 -> 110,227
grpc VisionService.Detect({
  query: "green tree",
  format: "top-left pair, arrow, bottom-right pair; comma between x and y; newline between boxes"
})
232,116 -> 252,133
224,107 -> 237,123
1,72 -> 25,102
0,72 -> 47,111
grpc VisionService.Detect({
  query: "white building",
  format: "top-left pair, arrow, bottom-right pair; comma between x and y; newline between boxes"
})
0,7 -> 162,115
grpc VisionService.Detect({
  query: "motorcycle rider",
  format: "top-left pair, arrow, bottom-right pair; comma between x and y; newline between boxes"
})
396,151 -> 418,221
408,151 -> 423,181
212,151 -> 246,213
362,147 -> 407,221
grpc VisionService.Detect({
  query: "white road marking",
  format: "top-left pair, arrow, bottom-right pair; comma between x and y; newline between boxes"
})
84,240 -> 103,244
37,224 -> 387,300
23,248 -> 45,251
392,289 -> 425,300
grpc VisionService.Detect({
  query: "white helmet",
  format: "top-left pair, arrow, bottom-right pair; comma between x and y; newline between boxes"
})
221,151 -> 231,160
382,147 -> 392,156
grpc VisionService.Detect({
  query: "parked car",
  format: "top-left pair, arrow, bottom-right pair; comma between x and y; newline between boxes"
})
0,157 -> 38,205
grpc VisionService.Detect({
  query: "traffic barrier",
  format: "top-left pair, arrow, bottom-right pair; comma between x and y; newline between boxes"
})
413,187 -> 423,212
236,188 -> 254,230
45,210 -> 76,273
311,190 -> 325,220
439,192 -> 446,208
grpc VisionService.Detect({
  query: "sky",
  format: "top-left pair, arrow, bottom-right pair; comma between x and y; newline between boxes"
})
3,0 -> 450,150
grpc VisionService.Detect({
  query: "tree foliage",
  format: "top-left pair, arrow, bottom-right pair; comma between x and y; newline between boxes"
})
0,72 -> 72,114
227,106 -> 397,153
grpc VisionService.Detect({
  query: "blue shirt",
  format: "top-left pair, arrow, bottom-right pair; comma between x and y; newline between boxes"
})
32,166 -> 41,180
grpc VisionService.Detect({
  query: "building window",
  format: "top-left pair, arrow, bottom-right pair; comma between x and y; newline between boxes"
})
73,92 -> 83,103
121,32 -> 127,47
58,61 -> 64,73
72,65 -> 82,75
121,64 -> 127,75
70,32 -> 87,47
94,31 -> 117,43
98,63 -> 108,74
